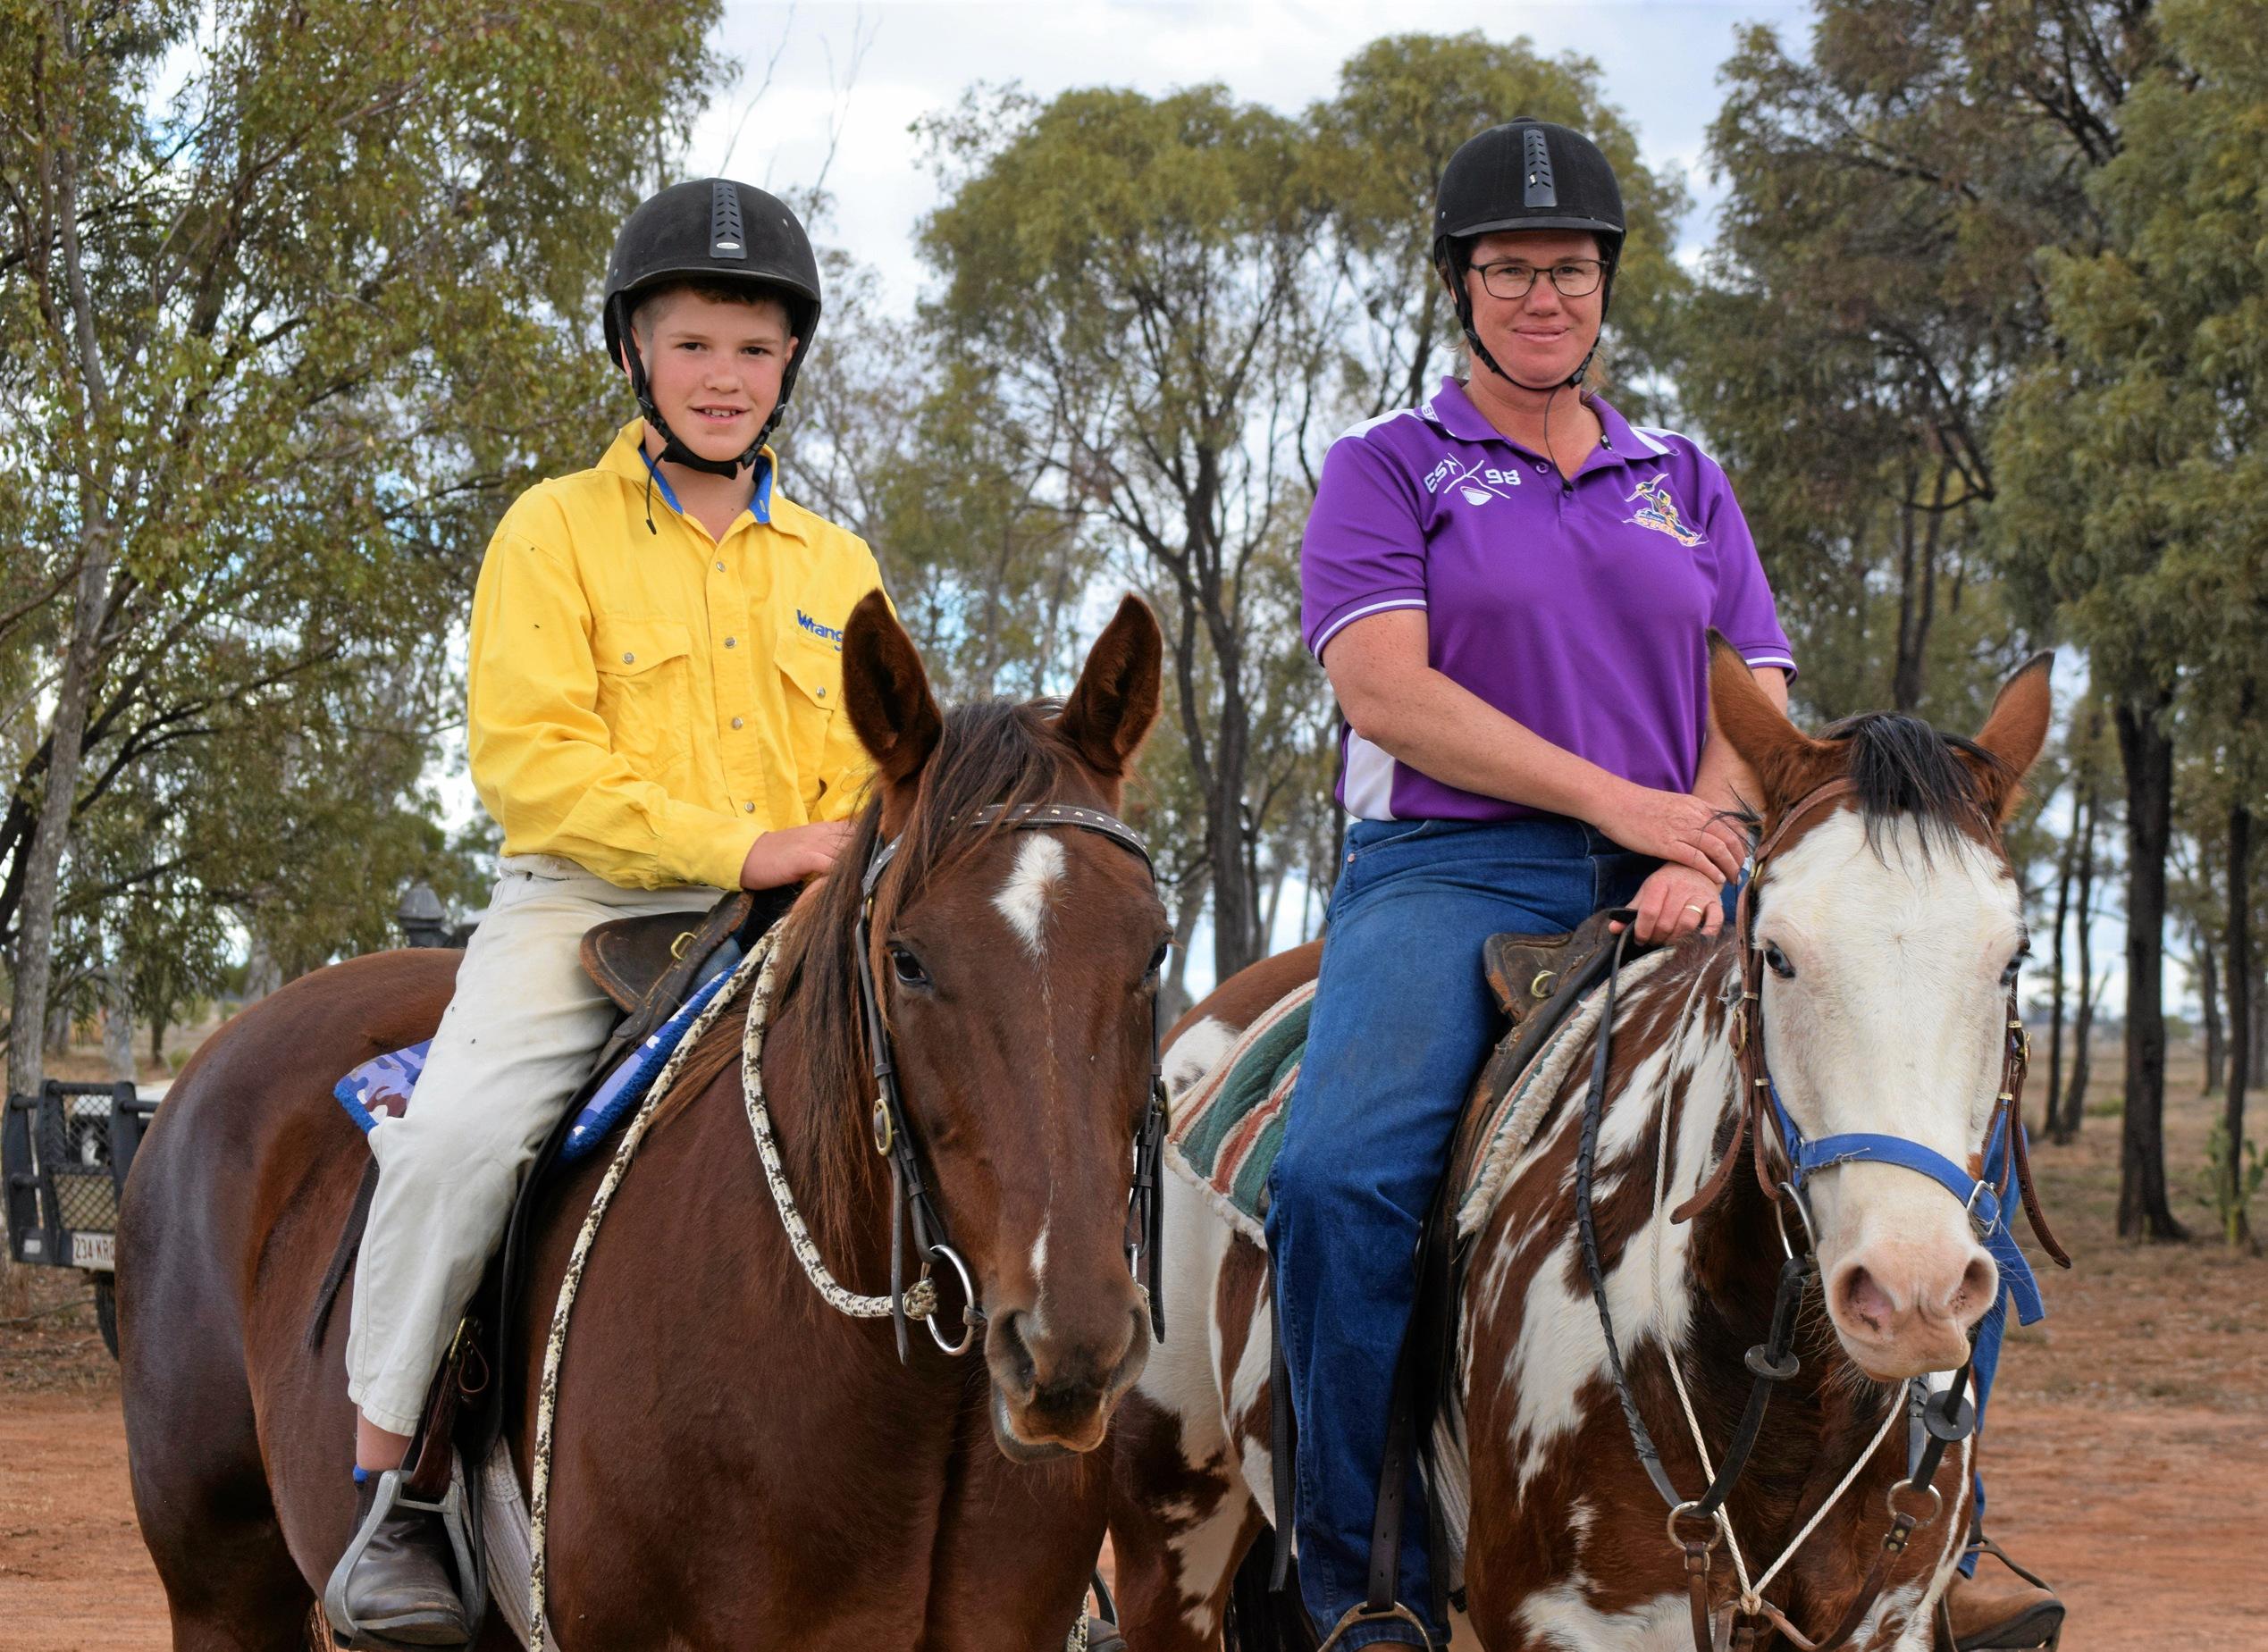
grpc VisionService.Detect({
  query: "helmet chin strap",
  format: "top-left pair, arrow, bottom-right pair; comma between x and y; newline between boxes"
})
620,331 -> 780,482
1444,253 -> 1615,394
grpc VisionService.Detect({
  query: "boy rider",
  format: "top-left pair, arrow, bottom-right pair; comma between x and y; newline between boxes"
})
324,180 -> 882,1648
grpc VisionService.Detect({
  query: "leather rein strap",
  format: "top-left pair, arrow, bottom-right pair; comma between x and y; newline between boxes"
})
853,799 -> 1169,1364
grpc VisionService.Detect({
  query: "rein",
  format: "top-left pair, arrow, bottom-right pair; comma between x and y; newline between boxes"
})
853,799 -> 1170,1362
1578,777 -> 2068,1652
525,794 -> 1167,1652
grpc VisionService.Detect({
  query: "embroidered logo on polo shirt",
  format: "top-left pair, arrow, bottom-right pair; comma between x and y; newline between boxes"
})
1423,454 -> 1521,507
1624,475 -> 1705,547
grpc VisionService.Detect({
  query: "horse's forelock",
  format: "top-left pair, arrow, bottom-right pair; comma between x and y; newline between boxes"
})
753,698 -> 1094,1247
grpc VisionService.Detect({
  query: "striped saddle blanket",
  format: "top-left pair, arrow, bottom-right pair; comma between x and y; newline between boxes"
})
1164,952 -> 1658,1245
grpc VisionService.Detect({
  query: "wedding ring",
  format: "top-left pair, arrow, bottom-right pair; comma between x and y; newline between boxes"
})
1683,903 -> 1707,918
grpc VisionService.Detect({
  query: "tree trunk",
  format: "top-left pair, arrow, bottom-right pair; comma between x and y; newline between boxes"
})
7,0 -> 123,1116
2057,780 -> 2098,1141
2225,801 -> 2252,1247
2045,805 -> 2075,1136
1161,869 -> 1208,1029
2199,927 -> 2224,1094
103,931 -> 136,1084
2113,695 -> 2187,1239
149,1007 -> 170,1069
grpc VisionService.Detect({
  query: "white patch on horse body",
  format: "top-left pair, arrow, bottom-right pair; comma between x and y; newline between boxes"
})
993,834 -> 1066,955
1490,971 -> 1737,1490
1516,1581 -> 1692,1649
1126,1158 -> 1256,1640
1029,1212 -> 1050,1315
1163,1015 -> 1235,1098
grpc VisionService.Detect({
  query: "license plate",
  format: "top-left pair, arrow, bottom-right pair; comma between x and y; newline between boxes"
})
70,1231 -> 114,1270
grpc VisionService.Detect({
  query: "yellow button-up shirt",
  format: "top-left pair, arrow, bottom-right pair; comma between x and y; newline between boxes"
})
466,423 -> 883,890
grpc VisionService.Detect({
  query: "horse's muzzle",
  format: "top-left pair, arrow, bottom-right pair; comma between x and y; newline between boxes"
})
985,1302 -> 1151,1459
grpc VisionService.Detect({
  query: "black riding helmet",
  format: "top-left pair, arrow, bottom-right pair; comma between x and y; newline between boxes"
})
603,179 -> 823,479
1432,120 -> 1625,390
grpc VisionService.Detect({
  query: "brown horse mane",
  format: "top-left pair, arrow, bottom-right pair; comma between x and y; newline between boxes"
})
652,696 -> 1090,1249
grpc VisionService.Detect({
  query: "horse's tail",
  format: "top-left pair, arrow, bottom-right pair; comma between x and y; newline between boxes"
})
1222,1536 -> 1316,1652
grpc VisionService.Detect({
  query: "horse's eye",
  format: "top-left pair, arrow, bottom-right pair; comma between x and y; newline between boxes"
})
889,944 -> 930,987
1147,940 -> 1172,979
1762,942 -> 1796,980
2001,946 -> 2029,987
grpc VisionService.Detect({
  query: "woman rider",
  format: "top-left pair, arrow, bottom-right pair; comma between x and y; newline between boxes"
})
1269,119 -> 2060,1649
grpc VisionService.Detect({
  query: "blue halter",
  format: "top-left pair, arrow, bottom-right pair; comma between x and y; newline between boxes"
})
1766,1077 -> 2045,1325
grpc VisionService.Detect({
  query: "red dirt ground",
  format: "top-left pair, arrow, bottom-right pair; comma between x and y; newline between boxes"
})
4,1044 -> 2261,1649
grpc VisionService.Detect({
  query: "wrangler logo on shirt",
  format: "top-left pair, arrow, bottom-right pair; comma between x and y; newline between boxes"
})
795,609 -> 844,649
1624,475 -> 1706,547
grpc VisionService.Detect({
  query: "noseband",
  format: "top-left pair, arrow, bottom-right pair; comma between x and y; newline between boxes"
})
853,800 -> 1170,1363
1576,776 -> 2069,1652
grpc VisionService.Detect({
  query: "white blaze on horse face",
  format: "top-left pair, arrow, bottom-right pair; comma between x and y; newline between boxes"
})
993,833 -> 1066,956
1753,810 -> 2017,1379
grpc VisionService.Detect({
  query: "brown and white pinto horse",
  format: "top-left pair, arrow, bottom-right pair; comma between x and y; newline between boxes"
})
120,593 -> 1172,1650
1109,643 -> 2054,1651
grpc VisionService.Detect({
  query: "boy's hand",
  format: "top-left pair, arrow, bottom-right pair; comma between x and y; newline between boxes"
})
740,821 -> 853,889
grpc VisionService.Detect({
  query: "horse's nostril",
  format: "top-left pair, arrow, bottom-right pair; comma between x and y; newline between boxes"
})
991,1309 -> 1037,1397
1835,1264 -> 1895,1337
1951,1254 -> 1997,1321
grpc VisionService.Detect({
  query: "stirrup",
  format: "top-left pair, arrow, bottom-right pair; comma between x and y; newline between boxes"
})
323,1463 -> 488,1650
1317,1600 -> 1436,1651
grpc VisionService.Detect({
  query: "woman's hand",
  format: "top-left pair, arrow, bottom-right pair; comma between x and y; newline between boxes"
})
740,820 -> 852,889
1616,862 -> 1726,945
1594,781 -> 1748,883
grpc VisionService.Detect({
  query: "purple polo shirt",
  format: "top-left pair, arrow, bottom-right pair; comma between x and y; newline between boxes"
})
1302,378 -> 1794,821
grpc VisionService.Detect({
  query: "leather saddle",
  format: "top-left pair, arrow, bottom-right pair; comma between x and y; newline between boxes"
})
307,884 -> 800,1576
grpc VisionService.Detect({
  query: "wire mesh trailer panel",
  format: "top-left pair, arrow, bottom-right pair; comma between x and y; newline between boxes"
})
4,1080 -> 158,1273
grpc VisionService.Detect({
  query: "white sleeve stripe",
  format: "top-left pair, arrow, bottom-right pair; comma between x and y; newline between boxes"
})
1311,598 -> 1427,658
1743,652 -> 1796,669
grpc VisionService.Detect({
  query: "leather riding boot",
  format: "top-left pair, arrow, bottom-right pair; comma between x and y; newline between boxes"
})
327,1473 -> 473,1648
1945,1547 -> 2064,1649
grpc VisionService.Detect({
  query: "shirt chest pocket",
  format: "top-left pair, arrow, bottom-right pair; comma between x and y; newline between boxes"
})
776,616 -> 842,784
592,617 -> 694,787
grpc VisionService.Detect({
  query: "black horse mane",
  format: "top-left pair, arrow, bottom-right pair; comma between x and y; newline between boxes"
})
1815,710 -> 2010,853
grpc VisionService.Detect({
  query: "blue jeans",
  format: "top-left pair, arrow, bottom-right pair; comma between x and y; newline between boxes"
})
1267,816 -> 1652,1647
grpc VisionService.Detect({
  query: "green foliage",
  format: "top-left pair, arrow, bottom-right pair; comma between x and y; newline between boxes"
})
2198,1121 -> 2264,1247
0,0 -> 723,1015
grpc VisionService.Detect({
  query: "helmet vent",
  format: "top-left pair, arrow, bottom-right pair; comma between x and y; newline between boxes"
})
710,180 -> 746,259
1522,128 -> 1557,208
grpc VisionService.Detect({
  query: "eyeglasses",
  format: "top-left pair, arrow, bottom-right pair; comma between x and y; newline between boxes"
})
1471,258 -> 1609,301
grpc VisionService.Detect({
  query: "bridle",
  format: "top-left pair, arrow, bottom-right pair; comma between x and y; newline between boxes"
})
1577,776 -> 2069,1652
853,799 -> 1170,1364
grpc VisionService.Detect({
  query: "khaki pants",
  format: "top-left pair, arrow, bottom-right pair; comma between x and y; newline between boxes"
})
345,853 -> 718,1435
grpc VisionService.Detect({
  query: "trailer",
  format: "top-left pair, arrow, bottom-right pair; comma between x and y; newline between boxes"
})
4,1079 -> 161,1358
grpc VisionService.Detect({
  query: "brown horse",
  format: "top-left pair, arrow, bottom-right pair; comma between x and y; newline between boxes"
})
1109,644 -> 2054,1650
119,593 -> 1173,1650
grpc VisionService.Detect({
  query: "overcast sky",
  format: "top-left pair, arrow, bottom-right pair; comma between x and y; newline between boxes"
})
689,1 -> 1817,314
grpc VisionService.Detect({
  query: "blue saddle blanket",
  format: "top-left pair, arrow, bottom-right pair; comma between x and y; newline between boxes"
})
333,960 -> 741,1166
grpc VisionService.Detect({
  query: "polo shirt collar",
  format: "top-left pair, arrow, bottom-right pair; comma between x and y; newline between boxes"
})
1420,376 -> 1642,470
600,420 -> 779,528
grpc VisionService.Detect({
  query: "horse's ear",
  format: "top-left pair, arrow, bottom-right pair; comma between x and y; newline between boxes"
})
842,591 -> 943,797
1708,631 -> 1835,813
1963,651 -> 2054,826
1058,594 -> 1163,803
